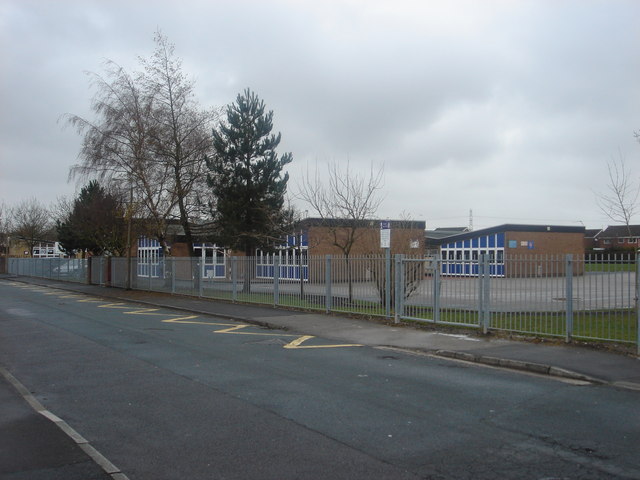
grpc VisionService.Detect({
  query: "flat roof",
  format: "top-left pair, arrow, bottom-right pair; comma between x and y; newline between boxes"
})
298,217 -> 426,230
432,224 -> 585,245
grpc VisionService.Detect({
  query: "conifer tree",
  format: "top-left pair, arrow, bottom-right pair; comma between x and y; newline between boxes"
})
206,89 -> 292,256
56,181 -> 126,256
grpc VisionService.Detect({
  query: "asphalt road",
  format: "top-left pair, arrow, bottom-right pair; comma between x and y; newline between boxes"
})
1,281 -> 639,480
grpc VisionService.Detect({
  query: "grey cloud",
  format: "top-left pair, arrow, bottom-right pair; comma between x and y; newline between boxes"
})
1,0 -> 639,230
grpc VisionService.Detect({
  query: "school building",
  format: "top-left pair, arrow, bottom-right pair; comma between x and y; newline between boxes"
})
135,218 -> 426,282
430,224 -> 585,277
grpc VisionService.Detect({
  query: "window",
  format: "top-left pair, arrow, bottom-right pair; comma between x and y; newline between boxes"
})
194,243 -> 226,278
137,237 -> 162,278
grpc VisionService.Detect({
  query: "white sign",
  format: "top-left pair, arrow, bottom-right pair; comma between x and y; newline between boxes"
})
380,221 -> 391,249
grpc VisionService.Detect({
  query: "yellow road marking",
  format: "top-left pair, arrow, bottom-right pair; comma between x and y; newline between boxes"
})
283,335 -> 362,349
214,325 -> 298,337
123,308 -> 169,316
5,283 -> 362,351
97,302 -> 130,309
163,316 -> 236,326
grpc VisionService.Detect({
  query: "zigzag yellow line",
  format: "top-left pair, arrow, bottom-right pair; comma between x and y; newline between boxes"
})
3,282 -> 362,350
123,308 -> 171,316
283,335 -> 363,349
163,316 -> 236,326
97,302 -> 130,309
214,325 -> 298,337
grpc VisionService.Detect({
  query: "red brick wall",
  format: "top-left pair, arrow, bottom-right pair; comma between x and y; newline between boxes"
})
504,231 -> 584,276
307,225 -> 424,257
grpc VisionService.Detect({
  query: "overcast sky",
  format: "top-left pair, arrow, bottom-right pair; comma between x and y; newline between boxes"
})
1,0 -> 639,230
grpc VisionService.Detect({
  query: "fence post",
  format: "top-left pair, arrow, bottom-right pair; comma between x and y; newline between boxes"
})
232,256 -> 238,302
479,254 -> 491,334
636,250 -> 640,356
325,255 -> 332,314
565,254 -> 574,343
198,260 -> 203,297
433,255 -> 441,323
394,254 -> 404,324
274,257 -> 280,306
171,257 -> 176,294
385,248 -> 391,319
130,255 -> 135,290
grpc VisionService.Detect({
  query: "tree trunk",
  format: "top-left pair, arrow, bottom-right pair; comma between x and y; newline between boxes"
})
242,246 -> 253,294
345,254 -> 353,303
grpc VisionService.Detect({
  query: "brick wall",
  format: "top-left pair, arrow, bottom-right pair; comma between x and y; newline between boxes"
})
307,225 -> 424,257
305,224 -> 424,282
504,231 -> 584,276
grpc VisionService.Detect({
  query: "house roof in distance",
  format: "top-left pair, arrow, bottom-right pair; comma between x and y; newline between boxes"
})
430,224 -> 586,246
598,225 -> 640,238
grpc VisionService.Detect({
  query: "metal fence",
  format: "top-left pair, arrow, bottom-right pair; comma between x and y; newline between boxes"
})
7,257 -> 90,284
7,253 -> 639,352
400,255 -> 639,348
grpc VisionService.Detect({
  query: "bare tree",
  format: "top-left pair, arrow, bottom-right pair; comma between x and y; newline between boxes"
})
367,214 -> 424,309
595,152 -> 639,235
66,32 -> 216,254
50,195 -> 74,226
140,31 -> 218,255
0,201 -> 11,255
298,161 -> 384,301
66,60 -> 174,252
11,198 -> 52,256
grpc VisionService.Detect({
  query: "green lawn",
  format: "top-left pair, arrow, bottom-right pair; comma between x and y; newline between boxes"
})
198,288 -> 637,344
584,262 -> 636,273
403,307 -> 637,343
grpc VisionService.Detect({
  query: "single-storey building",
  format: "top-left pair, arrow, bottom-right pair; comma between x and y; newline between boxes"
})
134,218 -> 426,283
432,224 -> 585,277
256,218 -> 426,282
425,227 -> 470,253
